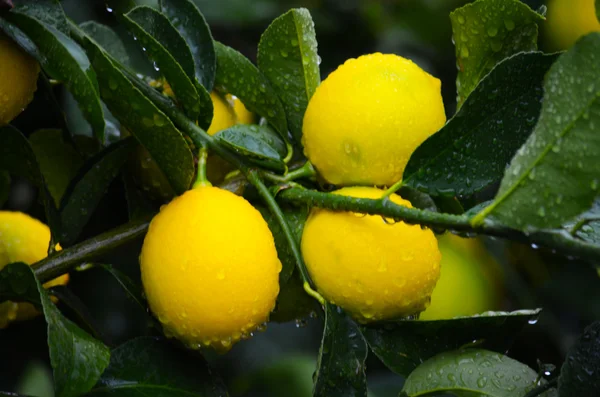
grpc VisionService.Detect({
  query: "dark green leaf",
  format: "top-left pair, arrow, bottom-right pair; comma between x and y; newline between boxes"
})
11,0 -> 68,36
105,0 -> 136,16
87,336 -> 228,396
99,264 -> 147,315
215,124 -> 286,172
558,321 -> 600,397
159,0 -> 216,91
473,33 -> 600,231
404,52 -> 557,197
29,129 -> 84,206
597,0 -> 600,23
123,172 -> 158,220
258,205 -> 308,285
4,12 -> 106,142
398,186 -> 437,212
402,349 -> 556,397
0,171 -> 10,208
123,6 -> 210,123
0,263 -> 110,397
79,22 -> 130,67
361,309 -> 541,376
313,303 -> 368,397
257,8 -> 320,144
214,42 -> 288,138
0,125 -> 61,237
81,34 -> 195,194
451,0 -> 543,105
59,138 -> 135,245
566,199 -> 600,245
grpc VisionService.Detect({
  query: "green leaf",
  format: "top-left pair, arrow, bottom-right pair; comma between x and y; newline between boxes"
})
313,303 -> 368,397
29,129 -> 84,207
99,264 -> 147,317
558,321 -> 600,396
123,6 -> 210,123
0,171 -> 10,208
159,0 -> 216,91
59,138 -> 135,246
87,336 -> 228,396
79,22 -> 130,67
565,199 -> 600,245
215,124 -> 286,172
398,186 -> 437,212
402,349 -> 556,397
11,0 -> 68,36
360,309 -> 541,377
80,34 -> 195,194
257,8 -> 320,144
473,33 -> 600,231
214,42 -> 288,138
0,263 -> 110,397
105,0 -> 137,16
597,0 -> 600,23
258,205 -> 308,285
3,12 -> 106,142
0,125 -> 61,237
404,52 -> 558,197
451,0 -> 543,105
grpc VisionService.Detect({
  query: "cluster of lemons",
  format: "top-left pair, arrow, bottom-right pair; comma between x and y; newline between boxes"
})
1,0 -> 597,350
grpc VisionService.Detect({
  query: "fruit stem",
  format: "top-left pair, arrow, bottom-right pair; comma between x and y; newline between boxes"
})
193,144 -> 212,189
381,179 -> 404,199
283,140 -> 294,164
303,281 -> 325,305
263,161 -> 316,183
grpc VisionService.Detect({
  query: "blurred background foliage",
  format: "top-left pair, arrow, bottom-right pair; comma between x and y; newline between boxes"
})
1,0 -> 595,396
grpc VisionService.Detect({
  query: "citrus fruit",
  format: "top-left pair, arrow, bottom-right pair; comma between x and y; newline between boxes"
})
302,53 -> 446,187
0,211 -> 69,328
420,234 -> 503,320
543,0 -> 600,51
301,186 -> 441,323
228,94 -> 256,125
0,32 -> 40,126
140,186 -> 282,350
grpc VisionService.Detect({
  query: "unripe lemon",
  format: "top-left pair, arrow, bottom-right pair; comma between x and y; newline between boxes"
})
543,0 -> 600,51
301,187 -> 441,323
0,33 -> 40,125
302,53 -> 446,187
140,186 -> 282,351
0,211 -> 69,328
420,234 -> 503,320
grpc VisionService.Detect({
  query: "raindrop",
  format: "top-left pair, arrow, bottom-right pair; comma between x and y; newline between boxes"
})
504,20 -> 515,31
457,15 -> 466,24
487,26 -> 498,37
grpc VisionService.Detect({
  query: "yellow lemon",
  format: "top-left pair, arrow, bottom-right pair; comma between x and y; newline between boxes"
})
302,53 -> 446,187
544,0 -> 600,51
0,211 -> 69,328
228,94 -> 256,125
140,186 -> 282,350
207,91 -> 237,135
420,234 -> 503,321
301,187 -> 441,323
0,32 -> 40,125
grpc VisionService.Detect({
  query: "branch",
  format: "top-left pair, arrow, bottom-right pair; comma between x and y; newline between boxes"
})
278,188 -> 600,263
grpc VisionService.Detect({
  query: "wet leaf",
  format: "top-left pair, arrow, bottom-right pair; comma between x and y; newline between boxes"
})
558,321 -> 600,396
59,138 -> 135,246
214,42 -> 288,138
0,125 -> 61,237
402,349 -> 556,396
123,6 -> 210,123
0,263 -> 110,397
104,0 -> 136,16
79,21 -> 130,67
80,34 -> 195,194
313,303 -> 368,397
11,0 -> 68,35
87,336 -> 228,396
3,12 -> 106,142
99,264 -> 147,316
215,124 -> 286,172
564,198 -> 600,245
451,0 -> 543,105
405,52 -> 558,197
29,129 -> 84,206
159,0 -> 216,91
257,8 -> 320,145
0,171 -> 10,208
361,309 -> 541,377
473,33 -> 600,231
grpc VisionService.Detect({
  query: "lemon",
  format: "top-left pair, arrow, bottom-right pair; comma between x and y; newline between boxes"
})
420,234 -> 503,321
207,91 -> 237,135
302,53 -> 446,187
544,0 -> 600,51
228,94 -> 256,125
301,186 -> 441,323
140,186 -> 281,350
0,32 -> 40,126
0,211 -> 69,328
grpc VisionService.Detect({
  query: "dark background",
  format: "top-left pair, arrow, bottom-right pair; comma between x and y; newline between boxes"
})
2,1 -> 596,396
